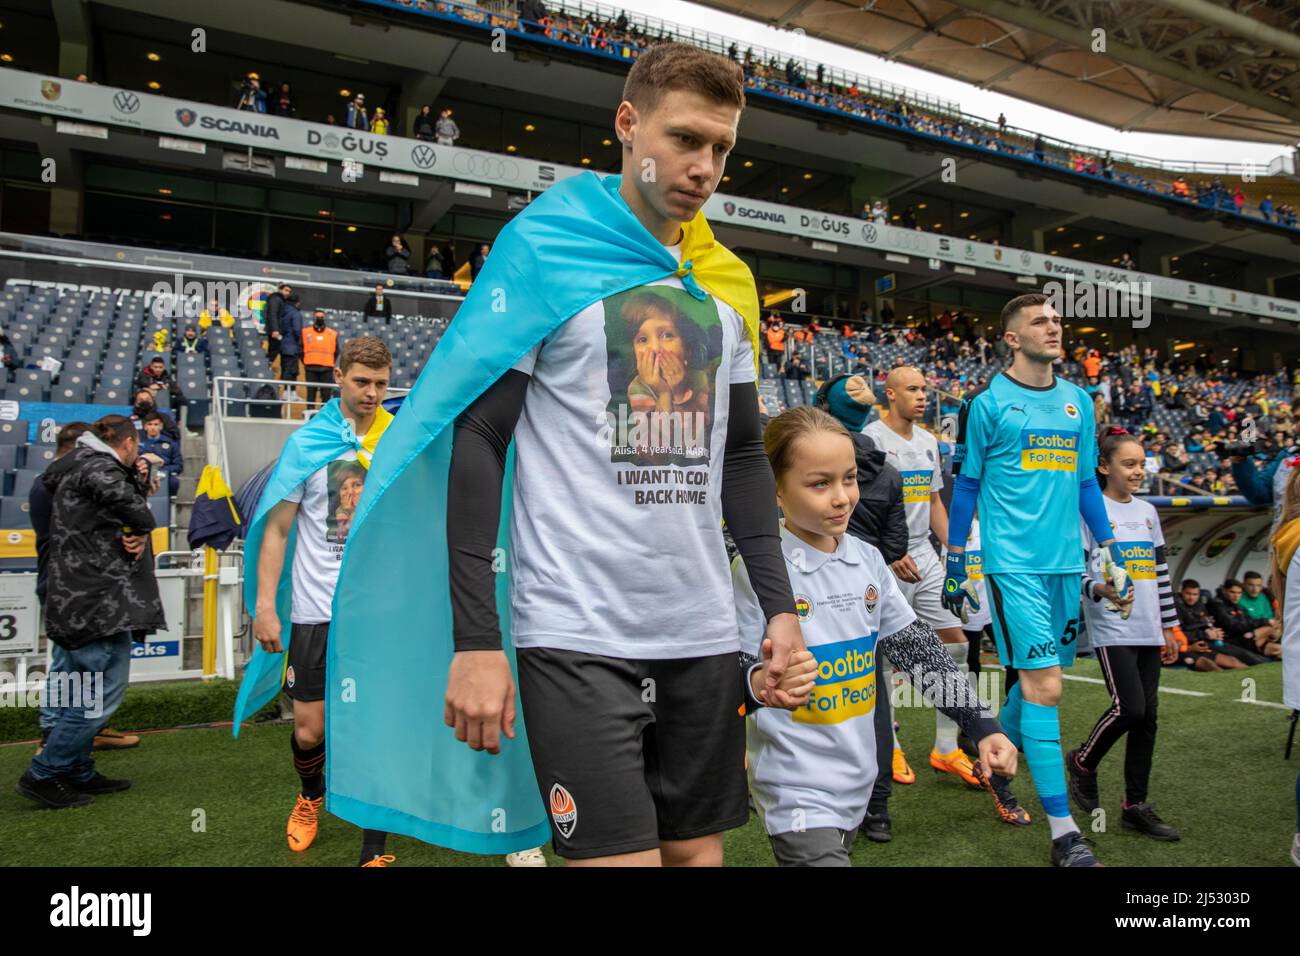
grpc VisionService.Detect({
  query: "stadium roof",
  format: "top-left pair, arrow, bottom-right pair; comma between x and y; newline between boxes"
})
695,0 -> 1300,144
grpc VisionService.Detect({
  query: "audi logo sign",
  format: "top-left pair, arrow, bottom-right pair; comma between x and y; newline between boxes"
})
410,144 -> 437,169
452,152 -> 519,183
113,91 -> 140,114
884,227 -> 931,254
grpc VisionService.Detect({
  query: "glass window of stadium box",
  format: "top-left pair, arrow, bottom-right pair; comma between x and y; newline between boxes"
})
0,4 -> 58,76
84,193 -> 213,249
0,184 -> 50,236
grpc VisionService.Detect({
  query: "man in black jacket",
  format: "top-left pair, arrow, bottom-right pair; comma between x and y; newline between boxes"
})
31,422 -> 143,755
1174,579 -> 1260,668
1208,579 -> 1281,660
264,282 -> 291,371
362,283 -> 393,325
17,415 -> 166,808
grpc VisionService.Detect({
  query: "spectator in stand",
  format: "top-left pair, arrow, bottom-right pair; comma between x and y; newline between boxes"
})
1208,579 -> 1281,661
764,315 -> 786,367
782,354 -> 809,381
302,309 -> 339,411
363,283 -> 393,325
470,242 -> 490,279
131,389 -> 180,441
1173,580 -> 1247,671
414,105 -> 436,141
172,325 -> 208,357
1260,194 -> 1274,222
386,234 -> 411,274
264,282 -> 290,373
199,298 -> 236,333
139,411 -> 182,496
1119,250 -> 1135,270
1233,187 -> 1245,214
424,240 -> 450,279
134,356 -> 183,406
371,108 -> 390,135
0,331 -> 18,377
235,74 -> 267,113
345,93 -> 370,131
435,108 -> 460,146
16,415 -> 165,809
278,294 -> 304,405
267,82 -> 295,117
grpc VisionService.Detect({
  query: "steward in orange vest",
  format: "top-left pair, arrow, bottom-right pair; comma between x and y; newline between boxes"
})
303,310 -> 340,408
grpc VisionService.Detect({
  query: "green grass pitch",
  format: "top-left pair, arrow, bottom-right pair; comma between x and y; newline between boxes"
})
1,657 -> 1295,867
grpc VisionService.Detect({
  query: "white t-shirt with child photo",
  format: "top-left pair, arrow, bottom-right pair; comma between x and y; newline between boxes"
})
508,243 -> 758,660
283,443 -> 367,624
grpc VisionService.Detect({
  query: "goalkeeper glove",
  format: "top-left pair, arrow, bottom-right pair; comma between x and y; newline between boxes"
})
941,550 -> 980,624
1101,542 -> 1133,620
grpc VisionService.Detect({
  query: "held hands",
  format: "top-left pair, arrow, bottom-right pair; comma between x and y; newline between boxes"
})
760,612 -> 808,708
444,650 -> 516,755
750,638 -> 817,710
976,733 -> 1017,779
939,550 -> 979,624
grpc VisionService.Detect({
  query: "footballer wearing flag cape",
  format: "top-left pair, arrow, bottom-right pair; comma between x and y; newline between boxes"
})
323,169 -> 762,855
232,397 -> 392,736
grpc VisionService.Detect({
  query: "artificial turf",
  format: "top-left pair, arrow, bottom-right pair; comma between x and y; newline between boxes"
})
1,657 -> 1294,867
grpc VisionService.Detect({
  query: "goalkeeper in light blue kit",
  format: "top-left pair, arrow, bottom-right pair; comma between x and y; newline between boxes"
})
942,293 -> 1132,868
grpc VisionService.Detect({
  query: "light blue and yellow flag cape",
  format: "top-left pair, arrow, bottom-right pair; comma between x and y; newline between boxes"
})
232,398 -> 392,736
325,171 -> 760,855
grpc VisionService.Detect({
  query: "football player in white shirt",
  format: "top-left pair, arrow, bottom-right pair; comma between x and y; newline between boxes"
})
732,406 -> 1017,865
864,366 -> 987,791
1065,429 -> 1181,841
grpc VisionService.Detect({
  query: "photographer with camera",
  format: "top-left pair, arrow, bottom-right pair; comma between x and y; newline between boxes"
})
235,74 -> 267,113
1229,411 -> 1296,531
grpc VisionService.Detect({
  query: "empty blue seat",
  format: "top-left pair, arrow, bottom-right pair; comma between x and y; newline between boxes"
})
10,470 -> 41,499
23,445 -> 57,470
0,420 -> 27,444
51,384 -> 88,404
0,496 -> 31,529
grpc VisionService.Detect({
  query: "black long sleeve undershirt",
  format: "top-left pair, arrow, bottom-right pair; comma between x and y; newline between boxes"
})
446,375 -> 795,651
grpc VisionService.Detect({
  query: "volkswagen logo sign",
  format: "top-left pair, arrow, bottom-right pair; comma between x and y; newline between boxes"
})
113,91 -> 140,114
411,144 -> 437,169
862,223 -> 877,243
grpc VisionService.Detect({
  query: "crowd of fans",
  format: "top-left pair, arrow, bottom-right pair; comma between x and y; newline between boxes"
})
382,0 -> 1300,235
759,307 -> 1300,500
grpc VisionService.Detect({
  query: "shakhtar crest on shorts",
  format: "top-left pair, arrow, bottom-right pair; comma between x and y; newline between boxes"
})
285,666 -> 296,689
549,783 -> 577,838
864,584 -> 879,614
794,594 -> 814,621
